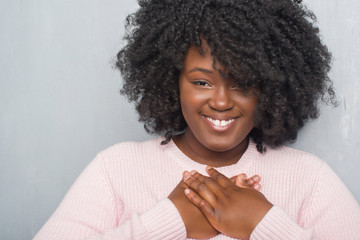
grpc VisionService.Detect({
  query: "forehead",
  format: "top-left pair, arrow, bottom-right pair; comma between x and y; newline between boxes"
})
183,45 -> 225,73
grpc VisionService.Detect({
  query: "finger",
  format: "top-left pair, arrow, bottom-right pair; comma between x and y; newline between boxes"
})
183,171 -> 219,205
190,170 -> 225,193
233,173 -> 262,190
230,176 -> 237,184
245,175 -> 261,191
206,166 -> 232,187
245,175 -> 261,190
246,178 -> 255,186
254,183 -> 261,191
234,173 -> 248,187
244,175 -> 260,186
184,188 -> 215,221
251,175 -> 261,183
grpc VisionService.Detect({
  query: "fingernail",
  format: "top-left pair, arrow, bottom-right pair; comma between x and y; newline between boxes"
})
184,189 -> 190,195
183,171 -> 191,181
253,176 -> 259,182
206,166 -> 213,171
190,170 -> 197,175
240,174 -> 246,180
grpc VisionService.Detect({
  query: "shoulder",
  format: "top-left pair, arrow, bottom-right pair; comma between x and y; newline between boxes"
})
262,144 -> 325,168
258,144 -> 328,181
257,145 -> 342,210
92,137 -> 168,170
97,137 -> 165,161
101,137 -> 163,154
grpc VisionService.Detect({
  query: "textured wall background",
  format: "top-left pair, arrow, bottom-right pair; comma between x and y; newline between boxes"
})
0,0 -> 359,239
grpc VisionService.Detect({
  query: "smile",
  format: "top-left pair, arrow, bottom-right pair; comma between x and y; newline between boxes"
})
205,116 -> 235,127
202,115 -> 239,132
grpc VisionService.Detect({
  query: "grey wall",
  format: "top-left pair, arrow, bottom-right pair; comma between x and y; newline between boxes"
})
0,0 -> 359,239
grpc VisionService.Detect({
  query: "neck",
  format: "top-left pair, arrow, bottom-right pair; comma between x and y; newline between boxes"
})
173,129 -> 249,167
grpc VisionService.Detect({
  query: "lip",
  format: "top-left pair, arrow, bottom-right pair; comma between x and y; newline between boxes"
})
202,114 -> 239,132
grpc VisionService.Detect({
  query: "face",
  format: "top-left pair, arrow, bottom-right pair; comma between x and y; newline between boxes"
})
178,44 -> 258,154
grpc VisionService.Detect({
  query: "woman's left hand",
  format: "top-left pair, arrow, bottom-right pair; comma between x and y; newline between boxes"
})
183,167 -> 273,239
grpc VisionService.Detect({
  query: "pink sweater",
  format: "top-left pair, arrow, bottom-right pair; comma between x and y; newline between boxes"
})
34,138 -> 360,239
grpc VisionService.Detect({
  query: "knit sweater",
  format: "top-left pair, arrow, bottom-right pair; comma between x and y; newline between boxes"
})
34,138 -> 360,240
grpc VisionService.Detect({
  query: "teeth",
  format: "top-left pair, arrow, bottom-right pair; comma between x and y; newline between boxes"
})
206,117 -> 235,127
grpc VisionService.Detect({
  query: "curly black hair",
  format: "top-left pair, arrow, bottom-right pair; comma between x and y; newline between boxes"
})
116,0 -> 335,152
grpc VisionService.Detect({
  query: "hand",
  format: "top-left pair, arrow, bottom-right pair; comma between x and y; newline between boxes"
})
183,167 -> 273,239
168,174 -> 261,239
168,180 -> 219,239
231,173 -> 261,191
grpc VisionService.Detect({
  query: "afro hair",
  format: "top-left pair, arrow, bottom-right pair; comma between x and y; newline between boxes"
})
116,0 -> 335,152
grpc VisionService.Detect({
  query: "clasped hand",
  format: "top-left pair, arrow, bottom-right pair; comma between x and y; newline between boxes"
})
169,167 -> 272,239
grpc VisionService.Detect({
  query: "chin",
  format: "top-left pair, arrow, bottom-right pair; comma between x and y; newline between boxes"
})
203,138 -> 240,152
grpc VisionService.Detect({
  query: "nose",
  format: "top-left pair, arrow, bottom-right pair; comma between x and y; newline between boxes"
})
208,86 -> 234,111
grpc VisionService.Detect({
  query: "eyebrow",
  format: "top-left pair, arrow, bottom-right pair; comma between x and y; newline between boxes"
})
187,67 -> 228,79
187,67 -> 213,74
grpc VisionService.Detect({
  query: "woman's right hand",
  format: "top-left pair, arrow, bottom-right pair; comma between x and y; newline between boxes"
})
169,180 -> 219,239
168,174 -> 261,239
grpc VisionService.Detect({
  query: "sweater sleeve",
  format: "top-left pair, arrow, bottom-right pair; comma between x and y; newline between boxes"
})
251,162 -> 360,240
33,154 -> 186,240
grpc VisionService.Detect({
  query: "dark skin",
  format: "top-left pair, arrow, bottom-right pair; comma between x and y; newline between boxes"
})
169,180 -> 218,238
183,168 -> 272,239
168,43 -> 272,238
168,173 -> 262,238
172,45 -> 259,167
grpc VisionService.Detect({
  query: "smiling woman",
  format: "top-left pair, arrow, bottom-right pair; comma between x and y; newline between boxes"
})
33,0 -> 360,239
174,44 -> 259,166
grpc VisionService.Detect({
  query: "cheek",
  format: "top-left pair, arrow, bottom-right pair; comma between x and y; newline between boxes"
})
180,88 -> 209,114
233,94 -> 258,114
180,96 -> 201,120
247,101 -> 258,117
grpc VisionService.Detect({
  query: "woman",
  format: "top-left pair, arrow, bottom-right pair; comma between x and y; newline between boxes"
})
34,0 -> 360,239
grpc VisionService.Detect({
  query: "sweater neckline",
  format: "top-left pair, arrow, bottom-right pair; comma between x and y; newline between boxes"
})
162,137 -> 260,175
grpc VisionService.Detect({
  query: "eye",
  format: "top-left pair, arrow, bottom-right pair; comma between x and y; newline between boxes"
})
192,80 -> 211,87
231,84 -> 245,91
231,85 -> 252,95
